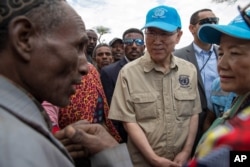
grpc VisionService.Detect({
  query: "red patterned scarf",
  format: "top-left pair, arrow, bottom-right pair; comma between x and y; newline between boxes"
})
58,64 -> 121,142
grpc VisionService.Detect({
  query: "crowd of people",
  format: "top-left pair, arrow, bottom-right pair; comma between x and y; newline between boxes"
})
0,0 -> 250,167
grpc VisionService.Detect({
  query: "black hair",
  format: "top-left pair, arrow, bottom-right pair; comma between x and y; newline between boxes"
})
92,43 -> 111,58
190,9 -> 213,25
122,28 -> 144,40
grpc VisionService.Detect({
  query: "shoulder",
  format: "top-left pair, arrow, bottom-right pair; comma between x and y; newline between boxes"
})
84,63 -> 100,80
174,44 -> 193,55
174,56 -> 198,81
122,57 -> 142,71
175,56 -> 196,70
102,60 -> 121,72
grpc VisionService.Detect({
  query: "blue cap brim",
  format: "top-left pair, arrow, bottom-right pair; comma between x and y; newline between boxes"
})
198,24 -> 250,45
142,21 -> 178,32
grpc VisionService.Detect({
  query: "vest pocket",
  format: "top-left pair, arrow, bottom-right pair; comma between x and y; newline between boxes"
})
131,92 -> 158,121
174,91 -> 196,118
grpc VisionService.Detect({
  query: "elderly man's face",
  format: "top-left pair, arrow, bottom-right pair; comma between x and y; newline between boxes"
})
27,2 -> 88,106
218,34 -> 250,95
145,27 -> 182,64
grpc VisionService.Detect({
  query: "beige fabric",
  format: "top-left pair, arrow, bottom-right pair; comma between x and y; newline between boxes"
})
109,51 -> 201,167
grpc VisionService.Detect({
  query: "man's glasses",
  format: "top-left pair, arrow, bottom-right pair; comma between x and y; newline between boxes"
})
238,3 -> 250,28
196,17 -> 219,25
123,39 -> 144,46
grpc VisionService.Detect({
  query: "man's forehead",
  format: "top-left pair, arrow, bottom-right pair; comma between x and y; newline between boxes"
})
87,31 -> 97,38
0,0 -> 59,28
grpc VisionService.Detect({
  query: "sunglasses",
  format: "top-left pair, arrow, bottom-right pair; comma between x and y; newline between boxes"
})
196,17 -> 219,25
238,3 -> 250,28
123,39 -> 144,46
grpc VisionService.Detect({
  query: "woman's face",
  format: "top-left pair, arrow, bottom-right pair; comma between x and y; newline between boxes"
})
218,34 -> 250,95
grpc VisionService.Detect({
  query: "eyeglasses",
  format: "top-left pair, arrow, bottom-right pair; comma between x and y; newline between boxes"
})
196,17 -> 219,25
238,3 -> 250,28
145,29 -> 178,39
123,39 -> 144,46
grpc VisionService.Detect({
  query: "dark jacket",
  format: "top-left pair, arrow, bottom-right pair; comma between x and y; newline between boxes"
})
100,57 -> 128,142
100,57 -> 127,106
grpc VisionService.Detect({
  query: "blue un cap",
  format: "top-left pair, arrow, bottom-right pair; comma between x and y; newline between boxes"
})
142,5 -> 181,32
198,10 -> 250,45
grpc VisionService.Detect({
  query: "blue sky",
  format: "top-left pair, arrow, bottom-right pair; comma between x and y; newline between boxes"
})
68,0 -> 248,48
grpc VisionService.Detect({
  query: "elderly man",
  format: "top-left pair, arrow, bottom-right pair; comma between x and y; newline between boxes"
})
109,5 -> 201,167
0,0 -> 131,167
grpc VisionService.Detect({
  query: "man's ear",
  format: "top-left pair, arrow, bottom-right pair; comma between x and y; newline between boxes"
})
8,16 -> 35,62
176,30 -> 183,44
189,24 -> 196,35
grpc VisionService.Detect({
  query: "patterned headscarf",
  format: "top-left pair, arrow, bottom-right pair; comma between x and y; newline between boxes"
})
0,0 -> 62,28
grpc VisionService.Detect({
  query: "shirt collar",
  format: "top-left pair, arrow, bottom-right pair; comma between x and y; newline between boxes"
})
193,42 -> 214,54
124,56 -> 130,63
142,51 -> 178,73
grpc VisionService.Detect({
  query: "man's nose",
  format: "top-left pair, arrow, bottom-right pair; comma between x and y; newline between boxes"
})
78,55 -> 88,76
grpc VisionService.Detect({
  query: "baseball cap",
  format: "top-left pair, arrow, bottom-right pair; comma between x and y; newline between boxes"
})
198,10 -> 250,45
142,5 -> 181,32
109,38 -> 123,46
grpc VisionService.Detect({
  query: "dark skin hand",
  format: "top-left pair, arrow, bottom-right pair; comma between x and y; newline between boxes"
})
54,120 -> 118,159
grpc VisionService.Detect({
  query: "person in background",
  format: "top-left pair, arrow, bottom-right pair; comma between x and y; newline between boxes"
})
101,28 -> 145,106
185,4 -> 250,166
0,0 -> 132,167
92,43 -> 113,73
173,8 -> 219,156
101,28 -> 145,143
86,29 -> 98,64
205,77 -> 237,128
109,5 -> 200,167
210,77 -> 237,118
109,37 -> 125,62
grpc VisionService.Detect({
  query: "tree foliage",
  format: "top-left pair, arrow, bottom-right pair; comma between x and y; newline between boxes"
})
94,26 -> 111,43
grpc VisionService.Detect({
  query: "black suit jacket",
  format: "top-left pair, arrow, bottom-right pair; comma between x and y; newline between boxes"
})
100,57 -> 128,142
174,43 -> 218,155
100,57 -> 127,106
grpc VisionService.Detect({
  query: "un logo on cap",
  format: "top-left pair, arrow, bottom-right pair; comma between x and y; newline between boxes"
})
153,8 -> 167,18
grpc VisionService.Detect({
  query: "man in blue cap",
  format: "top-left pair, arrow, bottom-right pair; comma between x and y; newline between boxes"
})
109,5 -> 201,167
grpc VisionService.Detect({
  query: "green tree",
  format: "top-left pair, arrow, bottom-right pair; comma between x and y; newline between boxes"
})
94,26 -> 111,43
